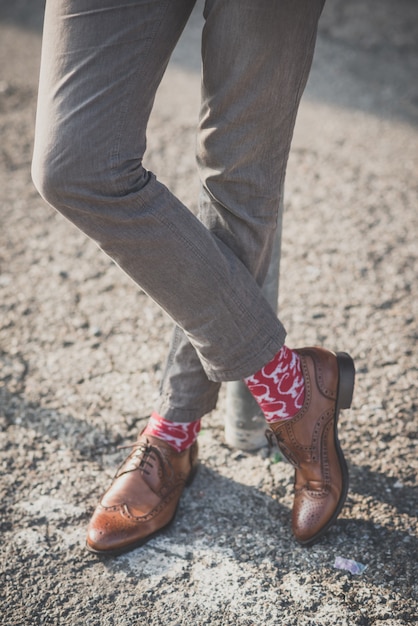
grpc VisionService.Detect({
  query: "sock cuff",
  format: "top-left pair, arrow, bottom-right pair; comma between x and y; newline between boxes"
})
143,412 -> 201,452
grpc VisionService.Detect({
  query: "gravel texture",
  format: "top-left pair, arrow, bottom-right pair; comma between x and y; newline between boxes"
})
1,1 -> 417,624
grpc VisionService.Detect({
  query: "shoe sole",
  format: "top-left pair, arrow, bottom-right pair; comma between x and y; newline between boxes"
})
298,351 -> 355,546
86,462 -> 199,558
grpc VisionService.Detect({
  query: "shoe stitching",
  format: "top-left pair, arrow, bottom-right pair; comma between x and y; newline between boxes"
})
98,479 -> 184,522
289,353 -> 311,423
100,440 -> 191,521
120,484 -> 184,522
311,350 -> 336,399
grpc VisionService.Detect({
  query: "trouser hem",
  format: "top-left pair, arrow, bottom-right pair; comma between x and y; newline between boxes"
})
202,328 -> 286,383
156,396 -> 219,423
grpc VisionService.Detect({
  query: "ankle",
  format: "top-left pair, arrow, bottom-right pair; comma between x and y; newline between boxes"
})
142,412 -> 201,453
244,345 -> 305,422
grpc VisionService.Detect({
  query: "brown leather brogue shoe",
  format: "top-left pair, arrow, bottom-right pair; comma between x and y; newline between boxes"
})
86,434 -> 198,556
269,347 -> 355,545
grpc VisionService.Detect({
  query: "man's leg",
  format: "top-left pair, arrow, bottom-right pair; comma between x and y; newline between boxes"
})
156,0 -> 326,426
33,0 -> 354,552
152,0 -> 354,549
32,0 -> 284,556
32,0 -> 286,386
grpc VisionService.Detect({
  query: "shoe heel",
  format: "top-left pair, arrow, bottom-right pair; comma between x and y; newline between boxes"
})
185,462 -> 199,487
336,352 -> 355,409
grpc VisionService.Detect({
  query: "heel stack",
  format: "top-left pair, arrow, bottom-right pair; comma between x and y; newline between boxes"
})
336,352 -> 355,409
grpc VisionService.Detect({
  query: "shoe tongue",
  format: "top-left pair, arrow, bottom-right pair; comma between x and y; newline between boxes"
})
136,440 -> 174,491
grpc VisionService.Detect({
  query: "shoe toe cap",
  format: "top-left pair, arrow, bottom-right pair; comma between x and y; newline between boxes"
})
292,488 -> 338,544
86,507 -> 140,554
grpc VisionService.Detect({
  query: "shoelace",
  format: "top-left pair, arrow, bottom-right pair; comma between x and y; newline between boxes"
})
116,441 -> 167,479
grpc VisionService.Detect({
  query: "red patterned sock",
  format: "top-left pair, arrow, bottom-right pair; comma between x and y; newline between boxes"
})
244,345 -> 305,423
142,412 -> 201,452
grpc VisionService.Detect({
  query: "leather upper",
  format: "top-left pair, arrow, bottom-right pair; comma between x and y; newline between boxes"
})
86,434 -> 198,554
270,347 -> 349,544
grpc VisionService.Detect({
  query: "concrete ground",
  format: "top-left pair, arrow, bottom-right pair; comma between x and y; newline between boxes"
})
0,1 -> 417,624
